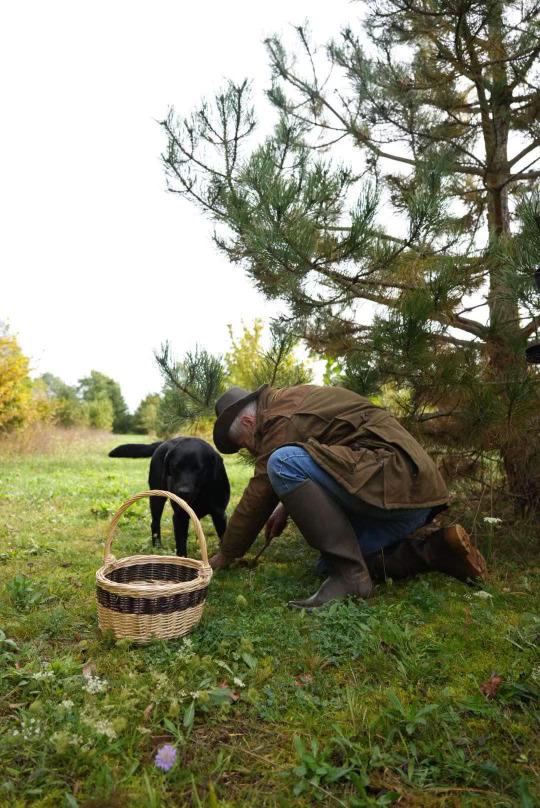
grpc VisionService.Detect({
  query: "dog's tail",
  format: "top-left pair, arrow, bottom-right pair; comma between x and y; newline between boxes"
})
108,441 -> 163,458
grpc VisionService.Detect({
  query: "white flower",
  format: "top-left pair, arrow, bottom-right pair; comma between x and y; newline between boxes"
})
473,590 -> 493,599
483,516 -> 502,525
190,690 -> 201,700
51,730 -> 82,747
233,677 -> 246,688
60,699 -> 74,710
82,716 -> 117,740
83,675 -> 108,694
33,670 -> 55,680
19,717 -> 42,740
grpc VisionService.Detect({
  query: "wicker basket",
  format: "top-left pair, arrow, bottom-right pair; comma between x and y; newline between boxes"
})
95,490 -> 212,643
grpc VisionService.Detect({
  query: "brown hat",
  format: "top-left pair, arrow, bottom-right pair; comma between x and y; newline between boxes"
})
213,385 -> 268,454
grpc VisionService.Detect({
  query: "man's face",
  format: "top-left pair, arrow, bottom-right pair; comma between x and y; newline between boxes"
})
238,414 -> 257,454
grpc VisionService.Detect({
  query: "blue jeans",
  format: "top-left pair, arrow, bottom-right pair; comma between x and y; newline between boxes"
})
267,445 -> 432,555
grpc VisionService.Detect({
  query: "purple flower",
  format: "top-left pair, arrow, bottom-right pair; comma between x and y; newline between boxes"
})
155,743 -> 177,772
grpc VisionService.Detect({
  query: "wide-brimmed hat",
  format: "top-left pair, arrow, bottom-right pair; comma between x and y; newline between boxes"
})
213,385 -> 268,454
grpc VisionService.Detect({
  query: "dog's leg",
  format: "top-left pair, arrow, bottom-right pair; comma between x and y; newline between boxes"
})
172,509 -> 190,557
211,510 -> 227,542
150,495 -> 166,548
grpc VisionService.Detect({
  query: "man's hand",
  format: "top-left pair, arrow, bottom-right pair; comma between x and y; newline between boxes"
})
209,551 -> 230,571
265,502 -> 288,541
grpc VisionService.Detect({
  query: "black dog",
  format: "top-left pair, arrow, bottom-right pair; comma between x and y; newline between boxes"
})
108,437 -> 230,556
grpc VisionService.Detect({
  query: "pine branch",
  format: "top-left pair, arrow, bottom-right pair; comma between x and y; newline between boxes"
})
508,169 -> 540,182
508,138 -> 540,168
522,315 -> 540,338
415,409 -> 461,422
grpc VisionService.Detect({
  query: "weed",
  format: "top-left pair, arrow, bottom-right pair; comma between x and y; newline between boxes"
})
5,574 -> 46,610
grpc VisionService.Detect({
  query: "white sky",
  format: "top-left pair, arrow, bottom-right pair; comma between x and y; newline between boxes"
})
1,0 -> 358,410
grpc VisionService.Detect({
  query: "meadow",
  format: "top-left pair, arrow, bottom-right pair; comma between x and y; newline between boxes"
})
0,430 -> 538,807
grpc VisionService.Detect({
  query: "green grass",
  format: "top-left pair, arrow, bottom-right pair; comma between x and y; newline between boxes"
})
0,430 -> 539,807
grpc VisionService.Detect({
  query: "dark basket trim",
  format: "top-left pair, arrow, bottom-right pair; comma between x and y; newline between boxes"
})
97,584 -> 208,615
106,562 -> 199,585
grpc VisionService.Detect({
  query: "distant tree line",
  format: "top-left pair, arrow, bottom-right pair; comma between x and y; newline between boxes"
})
0,320 -> 313,437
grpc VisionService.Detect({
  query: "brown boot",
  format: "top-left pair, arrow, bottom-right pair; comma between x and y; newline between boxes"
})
367,524 -> 487,583
422,524 -> 487,581
281,480 -> 373,610
366,541 -> 429,581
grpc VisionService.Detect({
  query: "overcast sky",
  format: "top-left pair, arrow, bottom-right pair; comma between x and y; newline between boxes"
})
1,0 -> 358,410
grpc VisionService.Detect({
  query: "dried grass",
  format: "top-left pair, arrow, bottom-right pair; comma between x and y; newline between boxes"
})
0,425 -> 112,457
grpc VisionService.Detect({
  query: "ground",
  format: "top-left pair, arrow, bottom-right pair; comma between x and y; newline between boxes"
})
0,430 -> 539,807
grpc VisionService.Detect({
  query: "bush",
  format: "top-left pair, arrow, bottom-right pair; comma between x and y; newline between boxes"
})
0,330 -> 33,431
87,396 -> 114,430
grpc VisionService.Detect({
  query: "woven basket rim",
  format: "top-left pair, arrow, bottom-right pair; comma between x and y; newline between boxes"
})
96,553 -> 212,598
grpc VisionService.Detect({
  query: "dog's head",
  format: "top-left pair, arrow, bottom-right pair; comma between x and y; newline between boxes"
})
164,439 -> 214,503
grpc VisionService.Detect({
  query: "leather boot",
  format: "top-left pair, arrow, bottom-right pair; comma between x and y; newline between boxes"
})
366,524 -> 487,583
417,524 -> 487,581
282,480 -> 373,609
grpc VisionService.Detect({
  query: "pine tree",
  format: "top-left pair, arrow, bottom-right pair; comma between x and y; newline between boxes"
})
161,1 -> 540,512
154,343 -> 226,434
225,319 -> 312,389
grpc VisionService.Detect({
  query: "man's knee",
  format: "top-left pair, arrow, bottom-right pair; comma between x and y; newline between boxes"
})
267,446 -> 289,482
267,446 -> 310,496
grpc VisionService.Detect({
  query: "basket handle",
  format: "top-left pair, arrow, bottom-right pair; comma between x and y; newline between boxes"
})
104,489 -> 209,566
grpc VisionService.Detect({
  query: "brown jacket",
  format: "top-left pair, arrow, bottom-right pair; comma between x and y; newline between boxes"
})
220,384 -> 448,559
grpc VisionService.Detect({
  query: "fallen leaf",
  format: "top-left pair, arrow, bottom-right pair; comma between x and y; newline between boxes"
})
143,703 -> 154,722
480,675 -> 503,698
231,691 -> 241,703
294,673 -> 314,687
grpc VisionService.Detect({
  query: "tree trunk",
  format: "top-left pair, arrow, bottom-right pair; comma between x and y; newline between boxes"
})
483,5 -> 540,513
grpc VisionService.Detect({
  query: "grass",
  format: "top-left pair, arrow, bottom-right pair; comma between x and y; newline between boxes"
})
0,430 -> 539,807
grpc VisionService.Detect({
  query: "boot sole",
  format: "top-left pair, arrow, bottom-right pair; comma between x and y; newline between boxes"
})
441,524 -> 487,580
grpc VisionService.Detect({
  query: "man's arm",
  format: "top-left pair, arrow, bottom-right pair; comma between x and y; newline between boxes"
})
217,453 -> 279,562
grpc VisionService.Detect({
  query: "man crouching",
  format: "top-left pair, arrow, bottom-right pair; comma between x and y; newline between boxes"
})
210,384 -> 487,609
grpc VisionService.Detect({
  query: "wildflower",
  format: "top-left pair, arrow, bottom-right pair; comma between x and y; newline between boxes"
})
190,690 -> 201,700
483,516 -> 502,525
51,730 -> 82,753
176,637 -> 195,661
233,677 -> 246,688
83,674 -> 108,694
19,717 -> 42,740
60,699 -> 74,710
82,716 -> 117,740
33,670 -> 55,680
155,743 -> 177,771
473,590 -> 493,600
